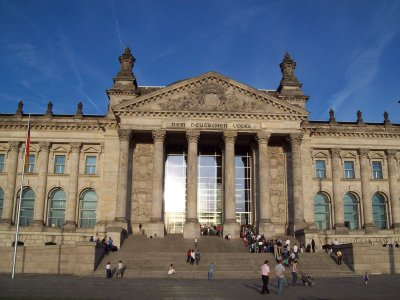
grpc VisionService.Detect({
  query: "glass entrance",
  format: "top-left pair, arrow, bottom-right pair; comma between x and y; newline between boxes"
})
164,151 -> 187,233
235,151 -> 252,225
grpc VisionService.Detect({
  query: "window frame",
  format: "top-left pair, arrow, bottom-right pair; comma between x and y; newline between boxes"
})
313,192 -> 331,230
85,155 -> 97,175
315,159 -> 327,179
343,160 -> 355,179
54,154 -> 66,174
0,153 -> 5,172
48,189 -> 66,227
372,161 -> 383,179
79,189 -> 97,228
27,154 -> 35,173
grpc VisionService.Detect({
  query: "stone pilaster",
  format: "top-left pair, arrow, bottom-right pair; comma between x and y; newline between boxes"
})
183,130 -> 200,239
256,131 -> 273,235
330,148 -> 347,233
359,149 -> 375,233
113,130 -> 132,229
222,131 -> 240,239
0,142 -> 20,229
64,142 -> 81,230
289,133 -> 306,231
32,142 -> 51,229
148,130 -> 166,238
387,150 -> 400,232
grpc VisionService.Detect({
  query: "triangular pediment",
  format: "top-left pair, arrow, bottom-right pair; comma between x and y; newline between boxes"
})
112,72 -> 308,120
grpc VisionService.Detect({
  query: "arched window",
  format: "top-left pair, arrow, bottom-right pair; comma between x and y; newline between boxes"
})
343,193 -> 359,230
48,189 -> 66,227
0,188 -> 4,220
19,188 -> 35,226
372,193 -> 387,229
79,189 -> 97,228
314,193 -> 330,230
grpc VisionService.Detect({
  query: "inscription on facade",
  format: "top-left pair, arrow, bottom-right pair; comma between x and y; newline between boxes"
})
165,121 -> 260,130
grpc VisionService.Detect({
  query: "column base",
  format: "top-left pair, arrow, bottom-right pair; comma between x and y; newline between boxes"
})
63,221 -> 77,232
147,221 -> 165,238
113,218 -> 128,231
335,224 -> 349,234
258,219 -> 274,236
223,220 -> 240,239
0,219 -> 12,230
294,220 -> 308,232
183,220 -> 200,239
364,223 -> 377,234
393,223 -> 400,234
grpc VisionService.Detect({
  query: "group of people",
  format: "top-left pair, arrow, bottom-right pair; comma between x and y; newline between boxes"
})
105,260 -> 126,278
89,235 -> 118,252
186,248 -> 201,265
200,224 -> 222,236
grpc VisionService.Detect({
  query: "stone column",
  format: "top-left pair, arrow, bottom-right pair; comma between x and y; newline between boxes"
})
359,149 -> 375,233
113,130 -> 132,229
32,142 -> 51,228
387,150 -> 400,232
183,130 -> 200,239
0,142 -> 20,228
148,130 -> 166,238
289,133 -> 306,231
222,131 -> 240,238
64,142 -> 82,230
330,148 -> 347,233
257,131 -> 273,235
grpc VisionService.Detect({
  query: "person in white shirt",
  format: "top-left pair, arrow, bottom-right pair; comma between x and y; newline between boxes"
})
293,244 -> 299,258
168,264 -> 176,275
116,260 -> 125,278
260,260 -> 270,294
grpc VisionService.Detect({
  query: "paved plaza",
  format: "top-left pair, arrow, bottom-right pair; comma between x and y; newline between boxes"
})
1,274 -> 400,300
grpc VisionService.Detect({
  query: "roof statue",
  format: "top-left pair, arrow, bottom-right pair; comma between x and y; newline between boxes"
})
329,108 -> 336,124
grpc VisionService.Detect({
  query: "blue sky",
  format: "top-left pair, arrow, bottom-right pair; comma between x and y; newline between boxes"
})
0,0 -> 399,123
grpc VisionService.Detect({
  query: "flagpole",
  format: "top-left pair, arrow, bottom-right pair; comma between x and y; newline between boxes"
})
11,114 -> 31,279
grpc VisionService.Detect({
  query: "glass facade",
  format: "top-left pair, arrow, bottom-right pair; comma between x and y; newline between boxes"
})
79,189 -> 97,228
343,193 -> 359,230
314,193 -> 330,230
19,187 -> 35,226
372,193 -> 387,229
164,151 -> 187,233
198,148 -> 222,227
235,151 -> 252,225
48,189 -> 66,227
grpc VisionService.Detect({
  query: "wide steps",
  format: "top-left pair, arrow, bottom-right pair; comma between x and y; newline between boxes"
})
93,235 -> 355,279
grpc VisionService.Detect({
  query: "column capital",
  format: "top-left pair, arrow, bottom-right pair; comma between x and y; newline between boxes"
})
186,130 -> 200,143
256,131 -> 271,144
118,129 -> 132,141
330,148 -> 341,158
386,149 -> 398,159
69,142 -> 82,153
39,142 -> 51,152
288,133 -> 303,146
152,130 -> 166,142
223,131 -> 237,143
359,148 -> 370,158
8,141 -> 20,152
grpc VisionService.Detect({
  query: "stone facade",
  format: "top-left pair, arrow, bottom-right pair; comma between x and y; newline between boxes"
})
0,48 -> 399,250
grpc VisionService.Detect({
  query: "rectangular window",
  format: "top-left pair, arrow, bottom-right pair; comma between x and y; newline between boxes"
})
372,161 -> 383,179
54,155 -> 66,174
315,160 -> 326,179
27,154 -> 35,173
344,161 -> 355,179
85,156 -> 97,175
0,154 -> 4,172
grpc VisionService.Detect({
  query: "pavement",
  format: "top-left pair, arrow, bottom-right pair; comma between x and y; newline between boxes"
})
1,273 -> 400,300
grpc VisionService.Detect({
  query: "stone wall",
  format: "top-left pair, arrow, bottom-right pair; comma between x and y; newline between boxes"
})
335,243 -> 400,274
0,242 -> 105,275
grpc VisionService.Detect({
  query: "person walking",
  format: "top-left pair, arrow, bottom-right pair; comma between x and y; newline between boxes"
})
116,260 -> 125,278
105,262 -> 112,278
195,249 -> 201,265
291,260 -> 298,286
190,249 -> 195,265
260,260 -> 270,294
275,258 -> 286,294
336,249 -> 343,265
194,237 -> 198,248
364,271 -> 369,285
208,262 -> 216,280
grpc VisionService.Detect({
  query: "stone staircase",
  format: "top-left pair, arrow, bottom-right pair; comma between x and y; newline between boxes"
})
93,234 -> 355,279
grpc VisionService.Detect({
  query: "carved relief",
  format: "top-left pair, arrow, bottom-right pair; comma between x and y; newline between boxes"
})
131,143 -> 154,222
269,146 -> 287,222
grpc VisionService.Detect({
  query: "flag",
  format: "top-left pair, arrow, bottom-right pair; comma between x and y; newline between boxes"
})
24,119 -> 31,171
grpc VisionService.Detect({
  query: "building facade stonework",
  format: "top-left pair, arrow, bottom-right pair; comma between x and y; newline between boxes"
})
0,48 -> 399,249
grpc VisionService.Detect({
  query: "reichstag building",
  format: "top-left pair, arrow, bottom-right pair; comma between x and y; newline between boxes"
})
0,48 -> 399,248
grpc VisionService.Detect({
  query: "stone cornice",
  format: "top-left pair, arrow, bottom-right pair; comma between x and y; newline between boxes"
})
308,130 -> 400,139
